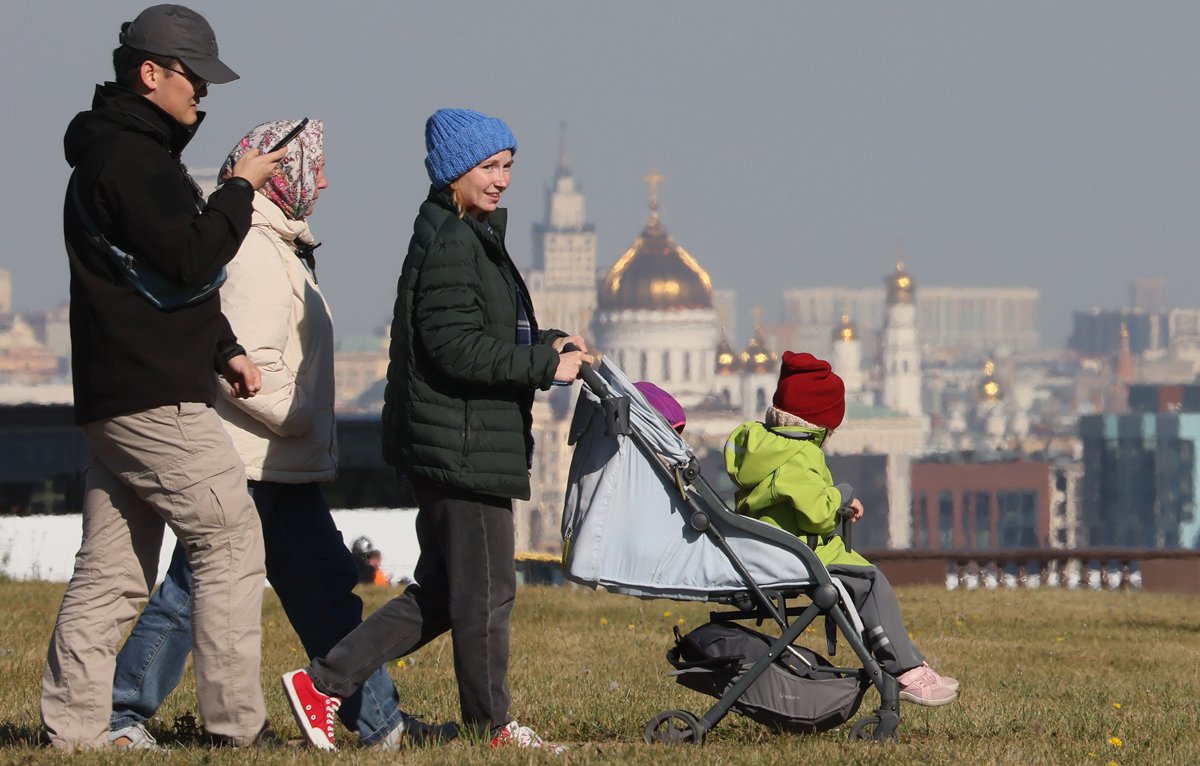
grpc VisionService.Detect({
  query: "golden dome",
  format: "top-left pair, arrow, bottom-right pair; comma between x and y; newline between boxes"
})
738,315 -> 777,373
715,326 -> 737,375
599,171 -> 712,312
833,314 -> 858,343
885,253 -> 915,305
977,358 -> 1003,401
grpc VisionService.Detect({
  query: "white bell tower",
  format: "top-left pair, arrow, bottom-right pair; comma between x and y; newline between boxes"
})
881,254 -> 923,418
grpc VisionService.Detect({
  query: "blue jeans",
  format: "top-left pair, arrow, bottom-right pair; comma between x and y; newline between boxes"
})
111,482 -> 406,744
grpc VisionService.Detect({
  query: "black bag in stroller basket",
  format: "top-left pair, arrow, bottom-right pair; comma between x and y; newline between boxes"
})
668,621 -> 870,734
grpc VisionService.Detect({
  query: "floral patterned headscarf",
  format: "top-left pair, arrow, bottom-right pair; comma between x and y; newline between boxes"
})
220,119 -> 325,220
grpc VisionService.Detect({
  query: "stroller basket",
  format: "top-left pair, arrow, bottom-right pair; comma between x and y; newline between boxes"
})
562,357 -> 901,744
669,621 -> 870,734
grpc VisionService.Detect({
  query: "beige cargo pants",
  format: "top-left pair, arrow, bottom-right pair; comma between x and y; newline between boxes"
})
41,403 -> 266,748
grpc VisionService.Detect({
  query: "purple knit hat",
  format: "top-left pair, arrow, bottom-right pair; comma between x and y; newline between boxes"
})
635,381 -> 686,432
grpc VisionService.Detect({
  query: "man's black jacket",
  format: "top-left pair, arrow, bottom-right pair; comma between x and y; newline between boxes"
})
63,83 -> 253,425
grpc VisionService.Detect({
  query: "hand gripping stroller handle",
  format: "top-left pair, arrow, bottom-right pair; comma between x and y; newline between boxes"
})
562,343 -> 630,436
561,342 -> 605,393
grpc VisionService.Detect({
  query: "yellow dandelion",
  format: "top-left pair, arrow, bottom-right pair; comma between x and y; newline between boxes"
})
1113,703 -> 1122,710
1108,762 -> 1119,766
677,617 -> 686,626
663,611 -> 672,618
1056,636 -> 1065,642
627,623 -> 635,631
599,617 -> 608,626
395,659 -> 407,668
1109,736 -> 1122,747
1087,752 -> 1097,758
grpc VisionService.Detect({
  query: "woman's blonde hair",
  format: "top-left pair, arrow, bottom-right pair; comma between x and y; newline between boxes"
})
449,183 -> 467,219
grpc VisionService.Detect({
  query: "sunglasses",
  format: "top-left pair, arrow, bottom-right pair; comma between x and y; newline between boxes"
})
160,63 -> 207,91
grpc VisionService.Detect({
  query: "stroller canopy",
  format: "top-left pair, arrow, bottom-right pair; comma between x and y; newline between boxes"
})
562,358 -> 820,602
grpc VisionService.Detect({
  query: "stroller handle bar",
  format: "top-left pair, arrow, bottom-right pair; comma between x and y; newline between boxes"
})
562,343 -> 607,394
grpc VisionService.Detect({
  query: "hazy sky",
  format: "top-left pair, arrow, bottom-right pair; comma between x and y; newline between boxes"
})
4,2 -> 1200,347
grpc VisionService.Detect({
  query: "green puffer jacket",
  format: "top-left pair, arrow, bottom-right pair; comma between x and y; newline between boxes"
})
724,421 -> 871,568
382,188 -> 566,500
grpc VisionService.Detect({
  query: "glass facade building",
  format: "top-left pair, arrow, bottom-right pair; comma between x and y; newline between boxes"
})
1079,413 -> 1200,549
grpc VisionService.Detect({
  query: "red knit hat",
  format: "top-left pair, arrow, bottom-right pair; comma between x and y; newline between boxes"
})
771,351 -> 846,430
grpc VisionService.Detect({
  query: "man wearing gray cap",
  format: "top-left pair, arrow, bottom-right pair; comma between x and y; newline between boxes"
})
41,4 -> 285,749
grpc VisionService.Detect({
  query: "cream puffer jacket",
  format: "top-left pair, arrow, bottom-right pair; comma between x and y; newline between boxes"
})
215,193 -> 337,482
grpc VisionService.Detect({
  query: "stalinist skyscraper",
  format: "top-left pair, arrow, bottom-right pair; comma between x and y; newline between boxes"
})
519,125 -> 598,553
527,124 -> 597,340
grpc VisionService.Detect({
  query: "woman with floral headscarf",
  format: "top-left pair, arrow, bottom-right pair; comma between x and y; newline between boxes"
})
107,120 -> 455,751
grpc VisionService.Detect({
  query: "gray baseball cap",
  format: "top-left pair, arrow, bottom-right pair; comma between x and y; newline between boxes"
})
119,4 -> 238,84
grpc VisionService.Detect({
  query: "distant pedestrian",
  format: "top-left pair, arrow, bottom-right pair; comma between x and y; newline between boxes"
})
351,536 -> 391,586
43,4 -> 285,749
281,108 -> 591,752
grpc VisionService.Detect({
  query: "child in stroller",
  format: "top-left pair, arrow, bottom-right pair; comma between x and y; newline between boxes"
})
723,351 -> 958,706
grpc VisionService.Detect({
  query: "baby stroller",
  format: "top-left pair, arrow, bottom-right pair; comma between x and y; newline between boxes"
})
560,357 -> 901,744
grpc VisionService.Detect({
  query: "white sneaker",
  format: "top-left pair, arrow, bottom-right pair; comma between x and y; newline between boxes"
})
109,722 -> 160,750
489,720 -> 565,753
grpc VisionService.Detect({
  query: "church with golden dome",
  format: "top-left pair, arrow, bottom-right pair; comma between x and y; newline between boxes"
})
518,162 -> 930,553
592,171 -> 721,408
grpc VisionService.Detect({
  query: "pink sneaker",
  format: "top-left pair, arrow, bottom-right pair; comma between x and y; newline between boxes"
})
923,661 -> 960,692
897,664 -> 958,707
281,669 -> 342,750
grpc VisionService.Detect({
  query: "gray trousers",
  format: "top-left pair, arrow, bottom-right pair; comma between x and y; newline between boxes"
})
308,480 -> 516,736
828,564 -> 924,676
41,403 -> 267,748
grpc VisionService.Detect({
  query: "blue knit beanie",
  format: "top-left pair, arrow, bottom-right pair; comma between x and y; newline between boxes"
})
424,108 -> 517,189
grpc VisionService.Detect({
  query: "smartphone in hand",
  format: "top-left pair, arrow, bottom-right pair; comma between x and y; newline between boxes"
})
269,118 -> 309,153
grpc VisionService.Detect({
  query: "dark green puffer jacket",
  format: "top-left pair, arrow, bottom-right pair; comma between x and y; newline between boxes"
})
382,188 -> 566,500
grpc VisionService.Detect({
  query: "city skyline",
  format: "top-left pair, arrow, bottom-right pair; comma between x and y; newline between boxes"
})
4,2 -> 1200,348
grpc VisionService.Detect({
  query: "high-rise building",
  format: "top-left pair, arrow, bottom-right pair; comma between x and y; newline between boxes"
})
1069,308 -> 1165,358
526,124 -> 597,341
0,268 -> 11,315
518,132 -> 601,552
1130,277 -> 1167,314
782,285 -> 1039,356
1079,411 -> 1200,549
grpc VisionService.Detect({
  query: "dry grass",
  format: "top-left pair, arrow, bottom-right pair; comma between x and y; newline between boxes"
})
0,579 -> 1196,764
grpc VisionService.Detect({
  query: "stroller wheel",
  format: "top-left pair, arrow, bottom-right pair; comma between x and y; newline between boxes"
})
643,710 -> 704,745
849,714 -> 899,741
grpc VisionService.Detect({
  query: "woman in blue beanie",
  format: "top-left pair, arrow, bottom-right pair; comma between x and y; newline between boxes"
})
282,109 -> 591,752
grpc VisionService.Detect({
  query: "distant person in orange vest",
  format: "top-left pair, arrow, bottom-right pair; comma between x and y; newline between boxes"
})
370,552 -> 391,587
351,536 -> 392,586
